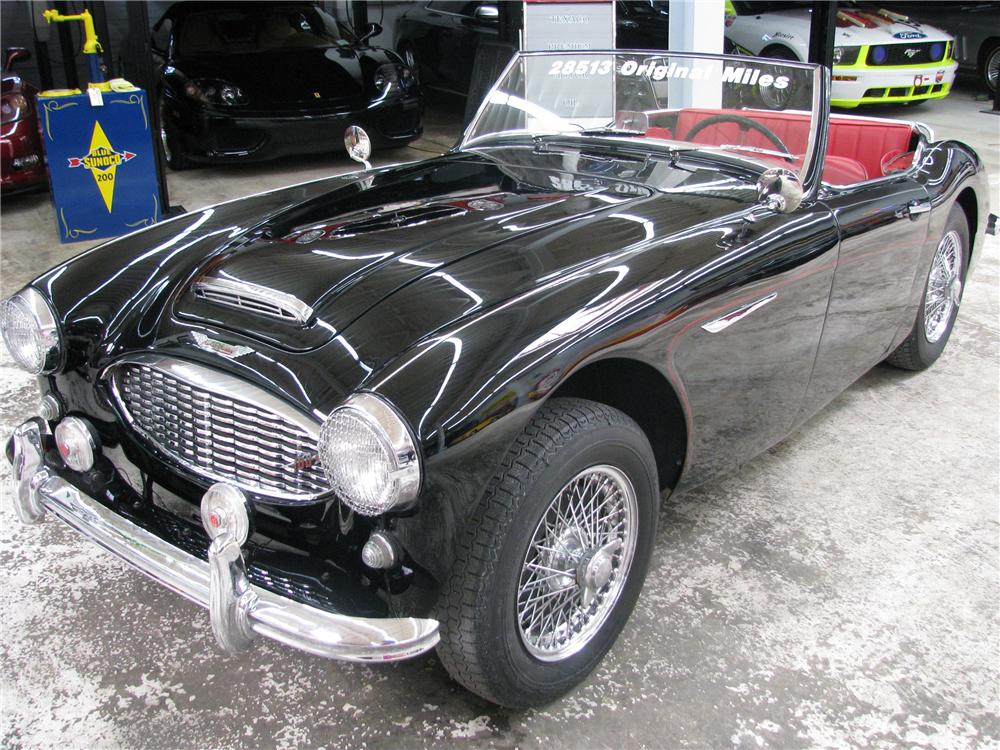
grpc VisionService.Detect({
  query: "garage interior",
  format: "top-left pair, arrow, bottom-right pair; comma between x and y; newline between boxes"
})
1,1 -> 997,748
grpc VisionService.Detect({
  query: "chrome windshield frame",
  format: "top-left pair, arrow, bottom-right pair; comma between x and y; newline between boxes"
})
459,49 -> 828,202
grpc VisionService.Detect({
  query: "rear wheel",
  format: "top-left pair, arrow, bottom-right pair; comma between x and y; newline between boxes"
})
758,45 -> 800,110
886,204 -> 970,371
983,41 -> 1000,94
436,398 -> 659,708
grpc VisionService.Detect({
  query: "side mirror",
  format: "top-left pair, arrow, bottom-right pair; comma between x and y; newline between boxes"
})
474,5 -> 499,22
757,168 -> 803,214
344,125 -> 372,170
358,22 -> 383,43
4,47 -> 31,72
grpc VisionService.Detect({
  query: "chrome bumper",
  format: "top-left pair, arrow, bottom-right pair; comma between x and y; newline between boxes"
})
9,420 -> 440,662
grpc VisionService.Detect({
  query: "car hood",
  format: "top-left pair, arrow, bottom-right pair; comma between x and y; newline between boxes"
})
833,9 -> 951,44
747,8 -> 951,45
39,148 -> 757,405
167,149 -> 754,355
171,45 -> 384,105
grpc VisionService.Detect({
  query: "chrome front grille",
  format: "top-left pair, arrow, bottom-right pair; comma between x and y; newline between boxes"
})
192,276 -> 314,324
111,358 -> 328,502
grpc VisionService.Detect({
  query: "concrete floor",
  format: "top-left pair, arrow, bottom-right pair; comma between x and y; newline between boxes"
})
1,84 -> 997,749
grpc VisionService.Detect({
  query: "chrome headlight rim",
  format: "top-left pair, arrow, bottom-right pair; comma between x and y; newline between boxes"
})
1,286 -> 63,375
319,392 -> 421,516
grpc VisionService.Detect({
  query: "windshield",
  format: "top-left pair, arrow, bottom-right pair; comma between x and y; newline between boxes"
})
178,5 -> 346,55
464,51 -> 822,183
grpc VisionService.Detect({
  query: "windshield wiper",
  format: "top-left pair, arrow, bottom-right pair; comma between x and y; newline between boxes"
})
710,144 -> 795,159
576,127 -> 648,137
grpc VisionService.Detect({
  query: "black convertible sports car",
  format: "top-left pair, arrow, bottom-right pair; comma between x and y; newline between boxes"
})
5,50 -> 994,707
152,1 -> 423,168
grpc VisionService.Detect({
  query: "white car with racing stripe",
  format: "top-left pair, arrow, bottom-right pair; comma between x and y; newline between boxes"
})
725,1 -> 959,108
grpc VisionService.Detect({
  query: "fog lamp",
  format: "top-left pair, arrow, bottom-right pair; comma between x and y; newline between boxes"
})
872,46 -> 888,64
55,417 -> 97,472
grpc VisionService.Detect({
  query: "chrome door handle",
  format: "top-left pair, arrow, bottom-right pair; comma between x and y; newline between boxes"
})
702,292 -> 777,333
905,200 -> 931,219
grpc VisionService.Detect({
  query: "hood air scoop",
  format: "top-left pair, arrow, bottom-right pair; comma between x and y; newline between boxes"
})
191,276 -> 314,325
331,204 -> 467,237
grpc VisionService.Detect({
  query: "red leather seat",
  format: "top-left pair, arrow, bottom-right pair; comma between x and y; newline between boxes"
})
826,117 -> 914,179
650,108 -> 915,185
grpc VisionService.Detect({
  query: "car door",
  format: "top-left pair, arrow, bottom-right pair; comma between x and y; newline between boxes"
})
800,178 -> 931,417
669,203 -> 841,490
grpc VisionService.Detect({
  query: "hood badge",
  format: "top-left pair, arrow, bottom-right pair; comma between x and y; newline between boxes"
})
191,332 -> 254,359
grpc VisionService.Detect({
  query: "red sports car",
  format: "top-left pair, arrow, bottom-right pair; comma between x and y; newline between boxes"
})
1,47 -> 47,194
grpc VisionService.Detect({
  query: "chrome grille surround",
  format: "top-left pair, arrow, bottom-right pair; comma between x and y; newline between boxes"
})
191,276 -> 314,325
107,356 -> 329,503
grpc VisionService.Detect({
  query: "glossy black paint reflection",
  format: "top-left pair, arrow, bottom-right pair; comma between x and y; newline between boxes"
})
26,127 -> 990,618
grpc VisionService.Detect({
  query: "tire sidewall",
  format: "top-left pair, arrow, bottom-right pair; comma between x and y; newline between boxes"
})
478,421 -> 658,703
913,208 -> 970,364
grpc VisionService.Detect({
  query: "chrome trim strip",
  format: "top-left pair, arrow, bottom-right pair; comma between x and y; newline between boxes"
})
702,292 -> 777,333
192,276 -> 315,325
8,421 -> 440,662
105,355 -> 329,502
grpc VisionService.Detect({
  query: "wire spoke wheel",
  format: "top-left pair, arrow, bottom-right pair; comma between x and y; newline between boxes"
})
516,465 -> 638,661
923,229 -> 963,344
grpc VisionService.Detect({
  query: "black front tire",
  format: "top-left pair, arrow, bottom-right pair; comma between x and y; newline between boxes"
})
436,398 -> 659,708
886,204 -> 970,371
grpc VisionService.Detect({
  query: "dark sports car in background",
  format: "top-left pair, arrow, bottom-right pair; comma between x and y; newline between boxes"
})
152,1 -> 423,169
5,51 -> 994,707
1,47 -> 47,194
395,1 -> 669,97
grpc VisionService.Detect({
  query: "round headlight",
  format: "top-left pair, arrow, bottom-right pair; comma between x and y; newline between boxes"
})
318,393 -> 421,516
0,287 -> 62,374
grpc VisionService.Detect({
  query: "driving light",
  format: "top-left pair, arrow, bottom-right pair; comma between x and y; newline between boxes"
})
187,79 -> 247,106
318,393 -> 421,516
871,46 -> 888,64
0,287 -> 62,374
374,63 -> 404,94
832,46 -> 859,66
930,42 -> 944,61
1,93 -> 28,124
55,417 -> 97,472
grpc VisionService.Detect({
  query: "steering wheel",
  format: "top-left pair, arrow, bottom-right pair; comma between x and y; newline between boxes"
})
683,114 -> 794,163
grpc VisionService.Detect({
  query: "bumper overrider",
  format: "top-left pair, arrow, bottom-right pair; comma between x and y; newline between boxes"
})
8,419 -> 440,662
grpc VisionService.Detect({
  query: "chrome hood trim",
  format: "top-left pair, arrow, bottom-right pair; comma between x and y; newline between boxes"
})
192,276 -> 315,325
